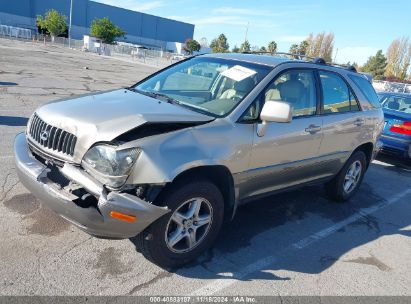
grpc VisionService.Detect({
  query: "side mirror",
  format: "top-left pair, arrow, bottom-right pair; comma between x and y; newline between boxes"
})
257,100 -> 292,137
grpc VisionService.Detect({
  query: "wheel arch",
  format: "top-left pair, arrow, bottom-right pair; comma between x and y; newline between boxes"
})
352,142 -> 374,168
160,165 -> 236,222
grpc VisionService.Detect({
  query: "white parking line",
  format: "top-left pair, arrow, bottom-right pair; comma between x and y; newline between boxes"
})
190,188 -> 411,296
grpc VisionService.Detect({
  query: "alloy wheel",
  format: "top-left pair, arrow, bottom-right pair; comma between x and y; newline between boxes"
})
165,197 -> 213,253
343,160 -> 362,194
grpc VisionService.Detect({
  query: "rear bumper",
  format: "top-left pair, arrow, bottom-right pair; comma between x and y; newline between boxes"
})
380,134 -> 411,159
14,132 -> 169,239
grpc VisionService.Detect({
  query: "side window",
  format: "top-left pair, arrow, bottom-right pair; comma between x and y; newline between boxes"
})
349,74 -> 381,108
320,71 -> 359,113
264,69 -> 317,117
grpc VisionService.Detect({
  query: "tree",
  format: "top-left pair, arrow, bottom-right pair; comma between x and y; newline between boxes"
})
289,40 -> 309,57
183,39 -> 201,55
289,44 -> 299,55
305,32 -> 334,62
361,50 -> 387,80
312,32 -> 325,58
385,37 -> 411,80
267,41 -> 277,53
260,46 -> 267,52
36,9 -> 67,40
305,33 -> 314,56
90,17 -> 126,44
240,40 -> 251,52
298,40 -> 309,55
321,32 -> 334,62
232,45 -> 240,53
210,34 -> 229,53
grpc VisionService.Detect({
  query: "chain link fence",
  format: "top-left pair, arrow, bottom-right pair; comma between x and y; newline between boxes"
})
0,25 -> 184,68
0,24 -> 32,39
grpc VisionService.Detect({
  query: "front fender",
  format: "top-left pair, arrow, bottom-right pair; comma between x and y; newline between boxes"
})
121,119 -> 253,185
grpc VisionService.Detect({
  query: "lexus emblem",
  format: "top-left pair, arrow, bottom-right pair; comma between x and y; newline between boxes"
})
40,130 -> 49,141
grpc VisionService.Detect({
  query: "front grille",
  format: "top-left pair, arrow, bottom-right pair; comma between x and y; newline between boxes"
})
28,113 -> 77,156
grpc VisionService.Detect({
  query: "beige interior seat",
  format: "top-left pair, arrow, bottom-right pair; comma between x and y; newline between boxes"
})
220,77 -> 255,100
265,88 -> 281,101
277,79 -> 305,105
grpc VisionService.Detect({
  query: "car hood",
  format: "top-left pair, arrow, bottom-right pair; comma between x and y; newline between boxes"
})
34,89 -> 213,161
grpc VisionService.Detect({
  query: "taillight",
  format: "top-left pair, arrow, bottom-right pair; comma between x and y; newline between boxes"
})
389,121 -> 411,135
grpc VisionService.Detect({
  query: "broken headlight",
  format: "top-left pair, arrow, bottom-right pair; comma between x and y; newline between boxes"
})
82,144 -> 141,188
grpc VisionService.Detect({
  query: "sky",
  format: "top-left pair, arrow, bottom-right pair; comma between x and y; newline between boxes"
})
94,0 -> 411,65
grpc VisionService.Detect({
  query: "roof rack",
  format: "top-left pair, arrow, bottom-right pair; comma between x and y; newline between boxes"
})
241,51 -> 314,61
330,62 -> 357,72
312,57 -> 326,65
240,51 -> 357,73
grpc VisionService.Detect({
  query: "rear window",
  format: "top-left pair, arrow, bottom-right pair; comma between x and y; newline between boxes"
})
381,95 -> 411,114
349,74 -> 381,108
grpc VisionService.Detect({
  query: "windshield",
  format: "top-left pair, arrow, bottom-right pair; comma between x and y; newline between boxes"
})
133,57 -> 271,117
381,95 -> 411,114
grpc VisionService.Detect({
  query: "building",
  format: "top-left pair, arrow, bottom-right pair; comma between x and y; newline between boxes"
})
0,0 -> 194,50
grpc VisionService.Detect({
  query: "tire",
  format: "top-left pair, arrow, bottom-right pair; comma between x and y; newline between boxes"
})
325,151 -> 367,202
134,179 -> 224,268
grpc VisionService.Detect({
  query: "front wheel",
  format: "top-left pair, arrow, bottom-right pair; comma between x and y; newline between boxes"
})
325,151 -> 367,202
134,179 -> 224,268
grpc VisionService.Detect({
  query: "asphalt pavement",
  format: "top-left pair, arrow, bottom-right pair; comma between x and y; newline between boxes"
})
1,38 -> 410,297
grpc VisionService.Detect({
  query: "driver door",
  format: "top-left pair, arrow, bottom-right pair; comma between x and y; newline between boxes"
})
240,69 -> 324,199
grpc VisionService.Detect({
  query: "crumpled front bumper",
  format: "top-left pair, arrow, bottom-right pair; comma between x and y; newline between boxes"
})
14,132 -> 169,239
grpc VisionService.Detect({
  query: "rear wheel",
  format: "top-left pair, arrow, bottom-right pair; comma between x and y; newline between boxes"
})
135,179 -> 224,268
325,151 -> 367,202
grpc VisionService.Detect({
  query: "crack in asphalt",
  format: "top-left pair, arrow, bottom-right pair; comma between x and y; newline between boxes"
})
344,253 -> 391,271
0,172 -> 12,196
60,236 -> 93,257
0,171 -> 18,203
127,271 -> 174,295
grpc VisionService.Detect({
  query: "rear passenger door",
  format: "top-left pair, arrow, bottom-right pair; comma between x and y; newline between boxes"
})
317,71 -> 365,176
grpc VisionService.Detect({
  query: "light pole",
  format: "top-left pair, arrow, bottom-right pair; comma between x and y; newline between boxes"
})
68,0 -> 73,47
244,21 -> 249,43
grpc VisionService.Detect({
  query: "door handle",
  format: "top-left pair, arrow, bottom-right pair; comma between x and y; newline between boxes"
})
354,118 -> 365,126
305,124 -> 321,134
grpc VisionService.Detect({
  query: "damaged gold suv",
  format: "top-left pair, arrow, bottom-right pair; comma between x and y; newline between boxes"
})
14,54 -> 383,267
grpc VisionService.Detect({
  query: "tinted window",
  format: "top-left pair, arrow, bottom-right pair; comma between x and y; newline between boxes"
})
320,71 -> 359,113
349,74 -> 381,108
264,69 -> 317,117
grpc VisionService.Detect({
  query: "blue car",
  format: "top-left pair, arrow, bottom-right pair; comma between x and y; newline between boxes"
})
378,92 -> 411,162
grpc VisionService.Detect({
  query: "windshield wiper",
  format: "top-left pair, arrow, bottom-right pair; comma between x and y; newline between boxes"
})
129,88 -> 180,105
128,87 -> 215,117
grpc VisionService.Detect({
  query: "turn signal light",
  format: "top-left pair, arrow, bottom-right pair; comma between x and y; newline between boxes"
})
110,211 -> 136,223
390,121 -> 411,136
